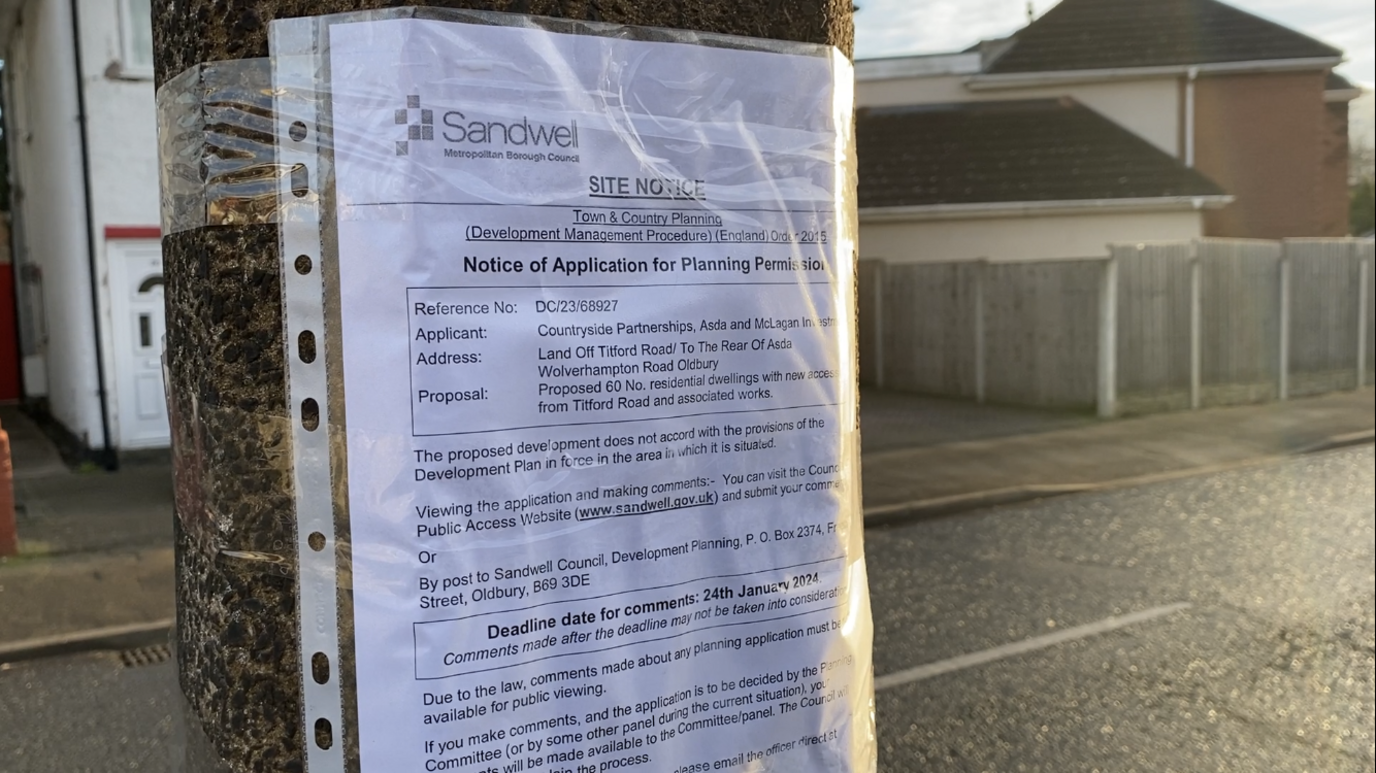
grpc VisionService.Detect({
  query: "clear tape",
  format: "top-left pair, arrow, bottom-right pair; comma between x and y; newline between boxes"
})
158,59 -> 279,235
156,8 -> 842,236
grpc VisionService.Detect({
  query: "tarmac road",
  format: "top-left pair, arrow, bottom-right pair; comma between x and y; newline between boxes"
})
0,649 -> 176,772
869,445 -> 1375,771
1,446 -> 1372,772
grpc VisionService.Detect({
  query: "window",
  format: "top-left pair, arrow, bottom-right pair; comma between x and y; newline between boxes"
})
119,0 -> 154,78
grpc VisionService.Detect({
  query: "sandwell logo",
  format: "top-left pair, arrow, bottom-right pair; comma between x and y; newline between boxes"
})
389,95 -> 581,161
394,95 -> 433,156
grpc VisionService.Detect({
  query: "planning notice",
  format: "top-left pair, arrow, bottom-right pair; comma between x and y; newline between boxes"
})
327,16 -> 874,773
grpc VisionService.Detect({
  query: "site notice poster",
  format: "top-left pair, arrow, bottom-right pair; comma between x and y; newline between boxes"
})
320,14 -> 873,773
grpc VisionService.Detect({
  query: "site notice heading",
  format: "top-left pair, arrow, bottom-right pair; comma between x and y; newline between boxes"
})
326,16 -> 874,773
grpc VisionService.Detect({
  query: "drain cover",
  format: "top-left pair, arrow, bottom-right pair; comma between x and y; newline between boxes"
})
119,644 -> 172,668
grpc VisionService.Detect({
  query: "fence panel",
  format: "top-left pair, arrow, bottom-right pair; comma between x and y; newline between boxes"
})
1112,243 -> 1192,411
1288,239 -> 1362,395
1198,239 -> 1280,403
881,262 -> 978,397
854,239 -> 1369,412
983,260 -> 1100,408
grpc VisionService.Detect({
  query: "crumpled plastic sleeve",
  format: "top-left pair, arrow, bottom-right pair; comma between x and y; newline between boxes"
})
158,8 -> 870,773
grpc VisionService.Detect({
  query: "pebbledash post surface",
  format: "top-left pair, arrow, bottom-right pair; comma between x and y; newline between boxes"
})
274,11 -> 873,773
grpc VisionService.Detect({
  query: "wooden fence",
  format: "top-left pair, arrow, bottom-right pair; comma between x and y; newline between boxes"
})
860,238 -> 1375,415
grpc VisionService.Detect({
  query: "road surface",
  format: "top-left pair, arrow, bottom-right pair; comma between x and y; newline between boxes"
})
2,446 -> 1372,771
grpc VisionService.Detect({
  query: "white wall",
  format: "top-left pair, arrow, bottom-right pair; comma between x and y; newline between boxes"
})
858,73 -> 1183,158
75,0 -> 161,449
3,0 -> 107,448
860,209 -> 1205,263
75,0 -> 159,233
857,72 -> 970,106
2,0 -> 162,450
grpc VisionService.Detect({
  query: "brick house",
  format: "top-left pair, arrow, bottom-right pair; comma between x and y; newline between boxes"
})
857,0 -> 1359,263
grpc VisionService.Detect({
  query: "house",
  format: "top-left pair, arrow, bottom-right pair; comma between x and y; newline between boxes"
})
1,0 -> 164,462
857,0 -> 1359,263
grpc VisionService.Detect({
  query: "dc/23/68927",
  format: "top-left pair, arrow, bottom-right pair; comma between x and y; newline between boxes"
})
535,299 -> 620,313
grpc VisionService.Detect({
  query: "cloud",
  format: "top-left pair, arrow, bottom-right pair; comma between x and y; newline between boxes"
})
856,0 -> 1027,59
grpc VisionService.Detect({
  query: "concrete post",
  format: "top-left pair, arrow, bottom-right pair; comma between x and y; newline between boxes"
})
151,2 -> 852,771
1357,244 -> 1370,389
974,259 -> 988,404
1189,240 -> 1201,410
1097,252 -> 1118,418
873,260 -> 886,390
1278,243 -> 1291,400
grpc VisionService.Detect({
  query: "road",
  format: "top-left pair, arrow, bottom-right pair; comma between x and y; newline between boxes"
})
0,647 -> 175,771
1,446 -> 1372,771
870,445 -> 1375,771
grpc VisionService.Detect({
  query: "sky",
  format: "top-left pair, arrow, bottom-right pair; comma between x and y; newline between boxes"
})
854,0 -> 1375,144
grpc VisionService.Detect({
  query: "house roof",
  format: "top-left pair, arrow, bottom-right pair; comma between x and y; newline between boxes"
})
1327,72 -> 1355,91
986,0 -> 1342,74
856,98 -> 1227,210
1325,71 -> 1363,102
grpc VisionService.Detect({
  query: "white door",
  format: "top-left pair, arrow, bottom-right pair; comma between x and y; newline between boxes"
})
108,240 -> 170,449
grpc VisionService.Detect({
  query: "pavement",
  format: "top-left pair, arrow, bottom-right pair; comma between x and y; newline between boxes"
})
2,404 -> 68,480
0,389 -> 1372,662
1,405 -> 173,661
862,388 -> 1375,521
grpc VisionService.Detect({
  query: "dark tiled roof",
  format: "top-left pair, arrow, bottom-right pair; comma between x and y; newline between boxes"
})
857,99 -> 1227,209
1326,71 -> 1357,91
987,0 -> 1341,74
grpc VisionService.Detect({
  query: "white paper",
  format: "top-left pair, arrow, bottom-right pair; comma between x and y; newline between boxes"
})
326,17 -> 872,773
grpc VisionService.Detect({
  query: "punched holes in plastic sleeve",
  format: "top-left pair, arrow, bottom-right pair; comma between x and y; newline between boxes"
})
300,398 -> 320,431
315,718 -> 334,750
298,330 -> 317,364
290,165 -> 310,199
311,651 -> 331,684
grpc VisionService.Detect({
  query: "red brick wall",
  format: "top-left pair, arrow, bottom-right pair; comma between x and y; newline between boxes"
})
1193,71 -> 1347,238
1320,100 -> 1351,235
